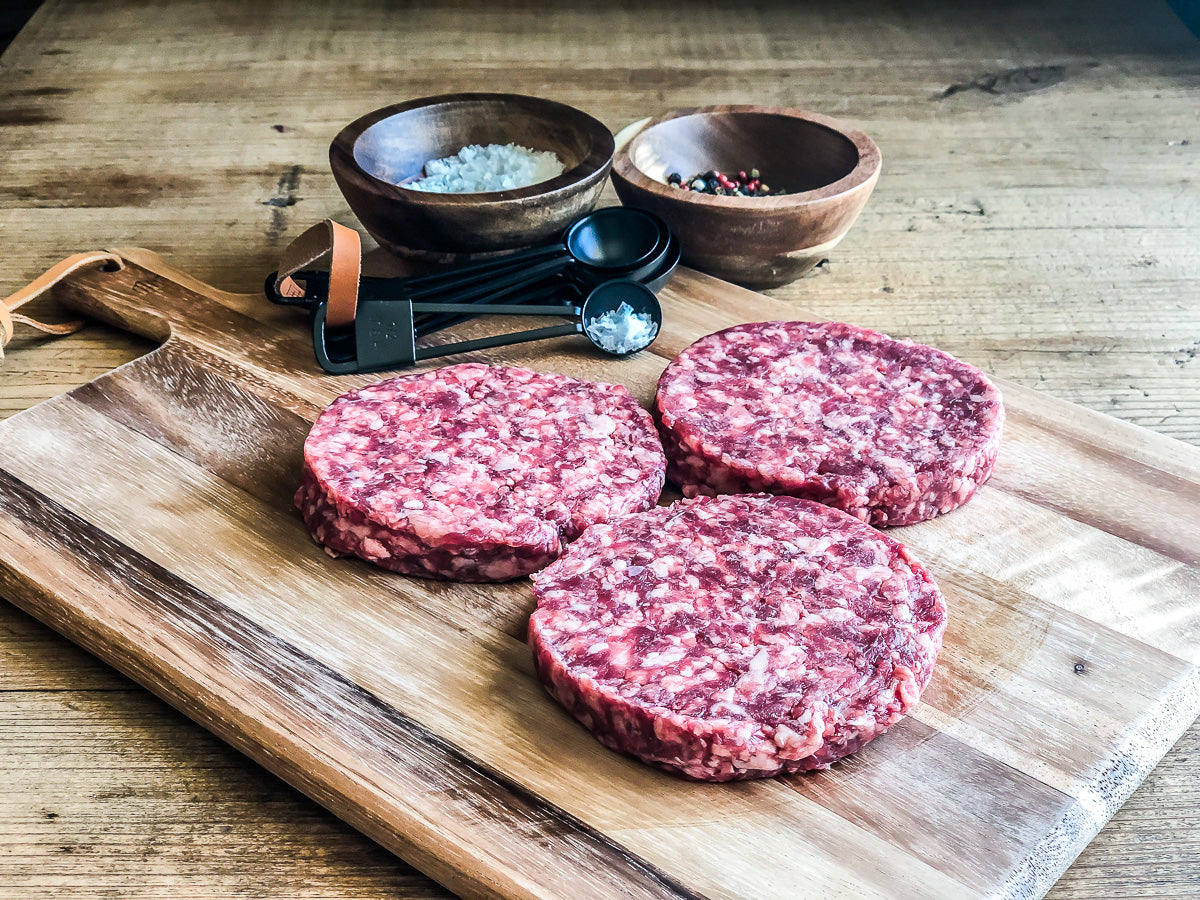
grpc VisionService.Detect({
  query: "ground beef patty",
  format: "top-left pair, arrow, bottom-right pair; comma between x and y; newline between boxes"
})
655,321 -> 1005,526
529,493 -> 946,781
296,363 -> 666,582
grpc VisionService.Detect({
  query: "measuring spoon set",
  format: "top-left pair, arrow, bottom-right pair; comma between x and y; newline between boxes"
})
266,207 -> 678,374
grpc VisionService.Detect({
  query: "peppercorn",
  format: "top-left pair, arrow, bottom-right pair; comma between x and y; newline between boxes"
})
666,166 -> 786,196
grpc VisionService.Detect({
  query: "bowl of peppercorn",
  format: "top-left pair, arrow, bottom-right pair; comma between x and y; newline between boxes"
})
610,105 -> 881,288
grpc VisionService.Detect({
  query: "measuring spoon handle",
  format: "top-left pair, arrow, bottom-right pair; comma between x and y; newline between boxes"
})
410,302 -> 578,316
414,322 -> 581,361
402,244 -> 568,296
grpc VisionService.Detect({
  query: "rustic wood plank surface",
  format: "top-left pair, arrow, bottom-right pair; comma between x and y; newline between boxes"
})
1,0 -> 1198,897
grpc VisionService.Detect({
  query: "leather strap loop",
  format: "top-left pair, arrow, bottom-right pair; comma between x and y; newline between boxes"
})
274,220 -> 362,329
1,251 -> 124,362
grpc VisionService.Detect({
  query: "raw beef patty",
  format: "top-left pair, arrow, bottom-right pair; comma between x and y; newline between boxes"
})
529,493 -> 947,781
297,363 -> 666,582
655,321 -> 1005,526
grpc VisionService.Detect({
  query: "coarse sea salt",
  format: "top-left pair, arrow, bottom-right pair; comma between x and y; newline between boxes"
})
584,302 -> 659,355
403,143 -> 564,193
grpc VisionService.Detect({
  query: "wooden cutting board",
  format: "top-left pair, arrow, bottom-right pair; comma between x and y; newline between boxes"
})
1,249 -> 1198,900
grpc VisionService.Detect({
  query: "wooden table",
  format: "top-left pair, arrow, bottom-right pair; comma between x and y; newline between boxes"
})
1,1 -> 1197,896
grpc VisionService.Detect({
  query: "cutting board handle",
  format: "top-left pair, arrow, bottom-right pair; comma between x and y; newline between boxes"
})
33,250 -> 232,347
0,251 -> 125,361
10,247 -> 333,379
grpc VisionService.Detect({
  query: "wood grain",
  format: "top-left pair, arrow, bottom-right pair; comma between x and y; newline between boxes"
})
1,0 -> 1198,897
1,253 -> 1199,898
0,469 -> 700,900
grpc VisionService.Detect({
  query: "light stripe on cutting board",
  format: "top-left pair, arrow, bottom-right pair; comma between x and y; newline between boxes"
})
1,395 -> 999,899
901,487 -> 1200,666
0,469 -> 703,900
2,392 -> 1183,900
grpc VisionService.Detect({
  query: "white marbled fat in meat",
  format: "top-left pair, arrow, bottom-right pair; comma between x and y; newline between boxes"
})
655,320 -> 1005,526
529,493 -> 947,781
297,363 -> 666,582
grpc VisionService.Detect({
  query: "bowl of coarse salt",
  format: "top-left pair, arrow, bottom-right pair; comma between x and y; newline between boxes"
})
331,93 -> 615,260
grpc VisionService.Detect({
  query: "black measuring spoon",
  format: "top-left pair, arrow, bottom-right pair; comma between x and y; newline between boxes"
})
413,230 -> 680,339
399,206 -> 668,296
313,279 -> 662,374
411,221 -> 674,337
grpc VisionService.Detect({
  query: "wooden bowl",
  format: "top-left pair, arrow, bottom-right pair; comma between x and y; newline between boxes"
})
610,106 -> 881,287
331,93 -> 615,260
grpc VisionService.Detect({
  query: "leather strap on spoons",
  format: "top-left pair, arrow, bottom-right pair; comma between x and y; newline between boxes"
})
277,251 -> 573,310
312,280 -> 662,375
